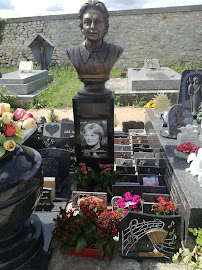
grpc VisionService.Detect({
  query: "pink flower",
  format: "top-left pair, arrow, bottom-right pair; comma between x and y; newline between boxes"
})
123,209 -> 129,215
125,192 -> 131,197
125,195 -> 133,201
27,113 -> 33,118
13,108 -> 26,120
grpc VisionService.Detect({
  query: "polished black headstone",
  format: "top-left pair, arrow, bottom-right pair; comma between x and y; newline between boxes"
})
73,93 -> 114,165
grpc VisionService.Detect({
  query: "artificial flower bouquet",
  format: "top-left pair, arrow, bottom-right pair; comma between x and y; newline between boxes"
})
52,197 -> 121,261
114,192 -> 144,216
175,142 -> 199,155
145,99 -> 156,109
153,196 -> 175,215
0,103 -> 37,158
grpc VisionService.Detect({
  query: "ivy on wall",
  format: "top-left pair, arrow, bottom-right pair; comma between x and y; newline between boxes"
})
0,19 -> 6,44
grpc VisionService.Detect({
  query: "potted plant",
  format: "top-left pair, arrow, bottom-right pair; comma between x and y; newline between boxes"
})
71,163 -> 96,191
152,196 -> 175,215
173,227 -> 202,269
114,192 -> 144,216
174,142 -> 199,159
94,164 -> 120,195
51,197 -> 121,262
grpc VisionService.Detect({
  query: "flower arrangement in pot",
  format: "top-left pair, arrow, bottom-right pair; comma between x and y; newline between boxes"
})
71,163 -> 96,191
114,192 -> 144,216
152,196 -> 175,215
94,164 -> 120,195
0,103 -> 37,158
52,197 -> 122,261
175,142 -> 199,159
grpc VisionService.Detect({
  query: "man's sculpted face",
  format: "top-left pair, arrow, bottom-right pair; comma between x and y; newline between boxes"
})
82,9 -> 105,43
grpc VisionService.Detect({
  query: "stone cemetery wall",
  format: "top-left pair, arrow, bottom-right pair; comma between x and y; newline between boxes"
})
1,5 -> 202,68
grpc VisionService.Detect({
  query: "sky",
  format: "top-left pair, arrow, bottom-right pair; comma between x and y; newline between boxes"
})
0,0 -> 202,19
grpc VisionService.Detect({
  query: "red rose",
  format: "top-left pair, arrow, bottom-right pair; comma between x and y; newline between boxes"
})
4,123 -> 16,136
158,206 -> 164,211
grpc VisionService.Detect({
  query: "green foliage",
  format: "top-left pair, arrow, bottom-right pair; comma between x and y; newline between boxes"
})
133,96 -> 147,108
173,227 -> 202,269
47,108 -> 59,122
171,63 -> 201,75
0,19 -> 6,45
31,68 -> 82,108
31,67 -> 127,108
0,86 -> 18,107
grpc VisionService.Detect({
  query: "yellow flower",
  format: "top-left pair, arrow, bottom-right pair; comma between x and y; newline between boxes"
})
15,129 -> 25,139
3,140 -> 16,151
145,100 -> 156,109
0,103 -> 10,115
2,112 -> 13,124
14,122 -> 22,133
22,118 -> 35,129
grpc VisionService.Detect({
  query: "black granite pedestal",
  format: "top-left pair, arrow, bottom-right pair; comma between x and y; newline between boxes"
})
0,214 -> 50,270
73,92 -> 114,165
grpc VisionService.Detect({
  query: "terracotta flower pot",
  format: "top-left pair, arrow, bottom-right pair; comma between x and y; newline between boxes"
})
63,247 -> 103,259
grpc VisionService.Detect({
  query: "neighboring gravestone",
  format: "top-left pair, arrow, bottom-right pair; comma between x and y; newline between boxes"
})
178,70 -> 202,116
160,104 -> 193,138
122,121 -> 144,133
128,67 -> 181,91
0,70 -> 53,95
29,33 -> 55,70
38,148 -> 70,179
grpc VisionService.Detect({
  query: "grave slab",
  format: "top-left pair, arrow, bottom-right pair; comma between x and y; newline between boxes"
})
128,67 -> 181,91
0,70 -> 53,94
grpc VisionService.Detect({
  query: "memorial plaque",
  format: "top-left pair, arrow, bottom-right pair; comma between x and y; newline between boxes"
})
114,151 -> 132,160
19,61 -> 33,72
72,191 -> 107,209
152,93 -> 171,113
132,139 -> 149,144
114,138 -> 130,145
116,166 -> 135,174
134,152 -> 155,160
142,192 -> 170,202
112,182 -> 141,196
178,69 -> 202,111
119,211 -> 181,259
118,174 -> 138,182
114,144 -> 132,151
116,158 -> 133,167
144,59 -> 160,69
43,122 -> 75,138
80,119 -> 108,159
35,187 -> 54,211
122,121 -> 144,133
41,158 -> 58,177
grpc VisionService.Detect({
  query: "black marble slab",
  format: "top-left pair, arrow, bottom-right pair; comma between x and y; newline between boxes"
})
145,109 -> 202,248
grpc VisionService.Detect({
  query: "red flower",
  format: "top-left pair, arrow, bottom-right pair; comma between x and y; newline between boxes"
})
4,123 -> 16,136
158,206 -> 164,211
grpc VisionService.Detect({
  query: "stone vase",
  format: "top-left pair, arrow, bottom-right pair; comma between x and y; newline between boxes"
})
0,144 -> 44,269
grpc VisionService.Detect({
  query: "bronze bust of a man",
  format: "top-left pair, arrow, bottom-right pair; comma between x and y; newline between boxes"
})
66,0 -> 123,95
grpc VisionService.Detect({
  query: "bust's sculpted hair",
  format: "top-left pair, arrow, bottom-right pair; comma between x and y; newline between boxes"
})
79,0 -> 109,37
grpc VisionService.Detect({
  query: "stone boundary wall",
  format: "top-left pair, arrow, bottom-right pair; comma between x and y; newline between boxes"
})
1,5 -> 202,69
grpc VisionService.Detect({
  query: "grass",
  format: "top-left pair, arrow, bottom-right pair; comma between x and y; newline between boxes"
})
0,64 -> 200,108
